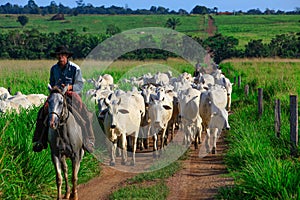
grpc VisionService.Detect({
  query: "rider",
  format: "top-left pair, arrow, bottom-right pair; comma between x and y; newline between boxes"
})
32,45 -> 95,153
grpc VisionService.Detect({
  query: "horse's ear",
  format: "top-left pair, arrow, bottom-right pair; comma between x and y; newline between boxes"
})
62,85 -> 68,95
48,83 -> 52,92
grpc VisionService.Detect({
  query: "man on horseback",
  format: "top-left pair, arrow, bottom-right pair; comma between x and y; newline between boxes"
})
32,45 -> 95,153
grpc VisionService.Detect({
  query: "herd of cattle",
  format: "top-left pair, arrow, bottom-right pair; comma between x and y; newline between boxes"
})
0,67 -> 233,166
86,67 -> 232,166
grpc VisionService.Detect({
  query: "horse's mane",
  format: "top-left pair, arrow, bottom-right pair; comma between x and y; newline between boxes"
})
50,86 -> 63,94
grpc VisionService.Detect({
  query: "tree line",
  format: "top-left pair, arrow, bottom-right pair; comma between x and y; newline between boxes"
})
1,0 -> 300,15
0,28 -> 299,63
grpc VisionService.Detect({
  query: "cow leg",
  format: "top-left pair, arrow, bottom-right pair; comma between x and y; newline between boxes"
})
61,156 -> 70,199
144,125 -> 151,149
211,128 -> 218,154
131,134 -> 138,166
227,95 -> 231,112
152,134 -> 159,158
138,128 -> 144,151
205,128 -> 211,153
121,134 -> 127,165
107,139 -> 117,166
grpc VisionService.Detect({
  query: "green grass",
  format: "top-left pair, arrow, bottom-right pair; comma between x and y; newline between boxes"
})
0,106 -> 101,199
0,14 -> 205,37
216,59 -> 300,200
214,15 -> 300,48
2,14 -> 300,49
109,181 -> 169,200
1,58 -> 300,199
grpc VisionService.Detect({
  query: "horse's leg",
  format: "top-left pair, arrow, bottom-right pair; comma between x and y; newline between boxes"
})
61,156 -> 70,199
70,155 -> 82,200
52,155 -> 63,200
121,133 -> 127,165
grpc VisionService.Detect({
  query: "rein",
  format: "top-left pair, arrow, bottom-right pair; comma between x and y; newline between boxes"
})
49,89 -> 70,126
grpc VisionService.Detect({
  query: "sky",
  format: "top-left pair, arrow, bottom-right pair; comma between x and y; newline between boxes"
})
3,0 -> 300,12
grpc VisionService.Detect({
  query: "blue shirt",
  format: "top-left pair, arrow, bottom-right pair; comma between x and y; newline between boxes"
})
50,61 -> 84,94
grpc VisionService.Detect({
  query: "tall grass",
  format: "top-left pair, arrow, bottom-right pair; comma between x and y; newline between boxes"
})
217,59 -> 300,199
0,106 -> 100,199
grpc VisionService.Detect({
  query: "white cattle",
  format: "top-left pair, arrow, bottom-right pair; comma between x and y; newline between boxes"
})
26,94 -> 47,107
0,87 -> 11,100
215,76 -> 233,111
89,74 -> 114,90
199,85 -> 230,154
178,87 -> 202,149
211,68 -> 233,111
138,83 -> 157,150
103,90 -> 144,166
148,95 -> 173,158
0,91 -> 47,114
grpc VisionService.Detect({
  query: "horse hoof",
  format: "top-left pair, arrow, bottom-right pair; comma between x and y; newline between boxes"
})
110,161 -> 115,166
130,161 -> 135,166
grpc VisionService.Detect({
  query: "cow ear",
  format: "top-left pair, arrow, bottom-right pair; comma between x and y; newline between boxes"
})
118,109 -> 129,114
163,105 -> 172,110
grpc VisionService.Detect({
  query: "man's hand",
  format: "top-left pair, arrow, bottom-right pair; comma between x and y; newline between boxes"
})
61,84 -> 73,91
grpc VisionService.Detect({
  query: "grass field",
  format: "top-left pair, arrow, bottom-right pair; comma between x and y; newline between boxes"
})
214,15 -> 300,48
0,14 -> 205,37
0,58 -> 299,199
1,14 -> 300,49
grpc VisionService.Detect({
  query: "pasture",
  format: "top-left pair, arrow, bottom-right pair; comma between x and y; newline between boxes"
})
214,15 -> 300,48
1,14 -> 300,48
0,58 -> 300,199
0,14 -> 205,37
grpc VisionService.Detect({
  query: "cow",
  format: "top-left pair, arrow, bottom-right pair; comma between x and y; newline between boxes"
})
0,91 -> 46,114
148,94 -> 173,158
211,68 -> 233,111
199,85 -> 230,154
103,91 -> 144,166
178,87 -> 202,149
138,83 -> 157,150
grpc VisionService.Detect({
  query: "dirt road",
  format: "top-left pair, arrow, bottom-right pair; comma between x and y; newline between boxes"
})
78,133 -> 233,200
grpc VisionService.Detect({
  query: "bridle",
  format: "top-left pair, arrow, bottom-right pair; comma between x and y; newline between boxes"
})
49,90 -> 69,127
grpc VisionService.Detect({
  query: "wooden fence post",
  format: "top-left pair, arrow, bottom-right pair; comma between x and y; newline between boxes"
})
274,99 -> 281,138
290,95 -> 298,156
238,76 -> 241,88
258,88 -> 263,118
244,84 -> 249,97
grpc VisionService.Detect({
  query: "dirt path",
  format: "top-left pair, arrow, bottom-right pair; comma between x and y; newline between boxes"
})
78,133 -> 233,200
166,133 -> 234,200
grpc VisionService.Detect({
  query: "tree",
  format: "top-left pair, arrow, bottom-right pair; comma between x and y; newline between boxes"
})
203,33 -> 239,64
17,15 -> 29,27
165,17 -> 181,30
191,5 -> 208,14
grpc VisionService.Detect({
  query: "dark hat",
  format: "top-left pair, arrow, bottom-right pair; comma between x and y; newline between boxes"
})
50,45 -> 73,57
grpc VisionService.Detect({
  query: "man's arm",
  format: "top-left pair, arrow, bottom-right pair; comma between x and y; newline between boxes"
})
72,67 -> 84,94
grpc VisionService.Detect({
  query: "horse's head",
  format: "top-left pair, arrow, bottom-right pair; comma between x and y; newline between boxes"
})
48,86 -> 68,130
